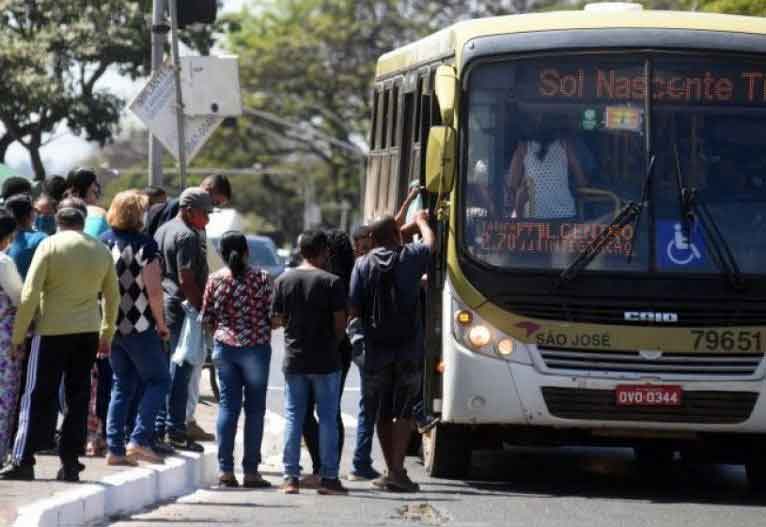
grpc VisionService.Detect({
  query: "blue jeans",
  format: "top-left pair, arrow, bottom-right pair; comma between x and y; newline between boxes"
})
154,318 -> 192,439
106,330 -> 170,455
283,371 -> 342,480
213,341 -> 271,473
352,364 -> 378,473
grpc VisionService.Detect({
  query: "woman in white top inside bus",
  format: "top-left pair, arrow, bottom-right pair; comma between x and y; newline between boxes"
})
506,114 -> 588,219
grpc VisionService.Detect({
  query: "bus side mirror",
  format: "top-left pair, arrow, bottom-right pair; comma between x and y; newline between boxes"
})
425,126 -> 456,194
434,65 -> 457,125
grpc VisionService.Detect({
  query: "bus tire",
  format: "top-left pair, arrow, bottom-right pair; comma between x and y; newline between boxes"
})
746,457 -> 766,494
423,424 -> 471,479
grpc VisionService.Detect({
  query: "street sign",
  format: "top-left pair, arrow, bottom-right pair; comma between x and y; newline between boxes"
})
129,62 -> 223,163
180,56 -> 242,117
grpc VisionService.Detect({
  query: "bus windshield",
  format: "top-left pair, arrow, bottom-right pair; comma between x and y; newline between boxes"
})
463,53 -> 766,276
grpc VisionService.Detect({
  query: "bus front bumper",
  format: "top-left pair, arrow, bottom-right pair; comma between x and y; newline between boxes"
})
440,336 -> 766,434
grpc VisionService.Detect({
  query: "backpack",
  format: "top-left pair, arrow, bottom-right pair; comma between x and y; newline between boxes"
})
365,248 -> 418,350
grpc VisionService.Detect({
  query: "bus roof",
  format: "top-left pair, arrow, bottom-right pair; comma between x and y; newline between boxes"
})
375,9 -> 766,78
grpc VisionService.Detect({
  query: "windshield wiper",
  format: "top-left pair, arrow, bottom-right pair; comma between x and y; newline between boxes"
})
559,155 -> 655,285
672,148 -> 745,291
626,155 -> 655,264
558,201 -> 643,285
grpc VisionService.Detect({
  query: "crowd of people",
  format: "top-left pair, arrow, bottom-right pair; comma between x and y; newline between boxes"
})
0,169 -> 436,496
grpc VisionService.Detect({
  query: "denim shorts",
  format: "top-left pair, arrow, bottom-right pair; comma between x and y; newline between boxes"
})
362,360 -> 421,421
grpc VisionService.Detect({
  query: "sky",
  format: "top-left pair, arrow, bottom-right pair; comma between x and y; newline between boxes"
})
5,0 -> 250,177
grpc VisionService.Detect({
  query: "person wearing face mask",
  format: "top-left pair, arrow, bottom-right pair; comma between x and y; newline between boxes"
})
33,175 -> 66,236
152,188 -> 212,453
5,194 -> 47,280
0,207 -> 23,467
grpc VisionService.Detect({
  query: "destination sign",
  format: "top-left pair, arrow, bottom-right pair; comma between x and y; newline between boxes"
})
475,220 -> 634,257
525,64 -> 766,105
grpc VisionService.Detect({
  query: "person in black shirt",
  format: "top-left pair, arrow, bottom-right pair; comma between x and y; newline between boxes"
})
300,229 -> 354,488
271,230 -> 348,496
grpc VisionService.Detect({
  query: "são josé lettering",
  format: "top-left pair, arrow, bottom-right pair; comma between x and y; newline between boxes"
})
536,331 -> 611,348
539,68 -> 766,104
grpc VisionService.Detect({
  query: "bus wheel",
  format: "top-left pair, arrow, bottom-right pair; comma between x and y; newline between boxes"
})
423,424 -> 471,479
746,457 -> 766,494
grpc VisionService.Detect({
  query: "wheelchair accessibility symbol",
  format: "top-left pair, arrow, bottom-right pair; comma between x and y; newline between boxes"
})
666,223 -> 701,265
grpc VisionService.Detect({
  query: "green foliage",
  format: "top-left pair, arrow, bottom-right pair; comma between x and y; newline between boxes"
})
195,0 -> 511,242
700,0 -> 766,15
0,0 -> 219,179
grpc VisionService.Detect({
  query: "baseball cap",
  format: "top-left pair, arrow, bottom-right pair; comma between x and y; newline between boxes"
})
179,188 -> 213,213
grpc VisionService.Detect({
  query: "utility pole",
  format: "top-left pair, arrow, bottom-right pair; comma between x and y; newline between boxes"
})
148,0 -> 168,187
168,0 -> 188,190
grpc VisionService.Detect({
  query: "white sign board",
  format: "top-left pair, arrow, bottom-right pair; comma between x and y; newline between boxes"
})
129,62 -> 223,163
181,56 -> 243,117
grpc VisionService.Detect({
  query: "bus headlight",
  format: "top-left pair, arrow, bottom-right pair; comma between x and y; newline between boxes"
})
497,338 -> 514,356
468,325 -> 492,348
452,297 -> 515,360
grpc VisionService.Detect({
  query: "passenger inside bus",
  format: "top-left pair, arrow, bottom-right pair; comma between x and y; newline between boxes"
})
504,113 -> 589,219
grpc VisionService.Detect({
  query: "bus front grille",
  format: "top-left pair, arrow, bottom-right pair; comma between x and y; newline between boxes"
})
504,301 -> 766,327
539,347 -> 764,377
542,387 -> 758,424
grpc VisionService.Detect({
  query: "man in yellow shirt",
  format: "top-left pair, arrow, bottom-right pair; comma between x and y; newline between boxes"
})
1,198 -> 119,482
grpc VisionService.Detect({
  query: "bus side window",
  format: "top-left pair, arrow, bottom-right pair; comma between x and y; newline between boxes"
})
364,87 -> 384,219
370,89 -> 379,150
386,84 -> 403,213
397,90 -> 416,208
376,87 -> 393,215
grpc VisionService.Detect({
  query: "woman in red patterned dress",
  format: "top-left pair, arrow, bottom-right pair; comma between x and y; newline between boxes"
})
201,231 -> 273,488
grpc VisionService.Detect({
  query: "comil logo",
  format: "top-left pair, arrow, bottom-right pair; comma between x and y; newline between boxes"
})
624,312 -> 679,323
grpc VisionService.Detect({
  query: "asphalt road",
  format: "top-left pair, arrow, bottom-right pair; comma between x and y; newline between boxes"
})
106,330 -> 766,527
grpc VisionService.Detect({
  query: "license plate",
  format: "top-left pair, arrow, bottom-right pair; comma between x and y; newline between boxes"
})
615,385 -> 683,407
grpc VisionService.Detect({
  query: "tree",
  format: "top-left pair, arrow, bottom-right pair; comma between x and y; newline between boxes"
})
0,0 -> 219,179
699,0 -> 766,14
196,0 -> 533,241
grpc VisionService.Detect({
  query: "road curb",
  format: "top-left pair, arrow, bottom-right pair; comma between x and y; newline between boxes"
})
12,445 -> 217,527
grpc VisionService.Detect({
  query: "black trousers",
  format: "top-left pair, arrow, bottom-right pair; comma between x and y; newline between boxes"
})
12,333 -> 98,466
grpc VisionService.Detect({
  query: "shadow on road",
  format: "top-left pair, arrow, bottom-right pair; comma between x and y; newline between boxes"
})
414,446 -> 766,507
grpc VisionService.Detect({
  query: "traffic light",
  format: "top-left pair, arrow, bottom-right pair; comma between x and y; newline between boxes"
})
177,0 -> 217,27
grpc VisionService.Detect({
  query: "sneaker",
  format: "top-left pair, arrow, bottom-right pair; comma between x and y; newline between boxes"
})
152,440 -> 175,456
416,414 -> 440,434
0,464 -> 34,481
127,443 -> 164,464
186,421 -> 215,442
243,472 -> 272,489
281,477 -> 300,494
56,463 -> 85,482
300,473 -> 321,489
318,478 -> 349,496
168,434 -> 204,453
106,453 -> 138,467
348,466 -> 381,481
386,470 -> 420,493
218,472 -> 240,488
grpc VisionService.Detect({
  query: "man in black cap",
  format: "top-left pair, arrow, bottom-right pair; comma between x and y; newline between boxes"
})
152,188 -> 212,452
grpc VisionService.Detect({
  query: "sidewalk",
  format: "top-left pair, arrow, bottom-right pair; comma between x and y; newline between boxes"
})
0,383 -> 221,527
